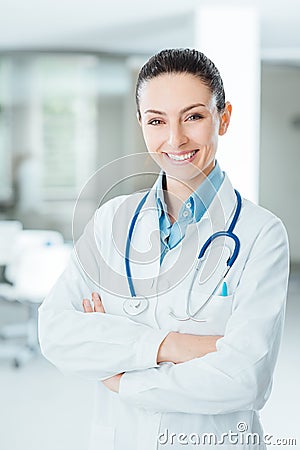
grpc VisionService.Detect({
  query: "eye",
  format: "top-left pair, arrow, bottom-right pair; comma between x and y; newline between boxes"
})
186,114 -> 204,121
148,119 -> 163,126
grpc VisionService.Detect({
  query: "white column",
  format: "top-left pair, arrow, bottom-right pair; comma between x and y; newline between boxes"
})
194,6 -> 260,202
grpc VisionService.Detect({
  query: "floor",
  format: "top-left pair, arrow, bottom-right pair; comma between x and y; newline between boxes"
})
0,268 -> 299,450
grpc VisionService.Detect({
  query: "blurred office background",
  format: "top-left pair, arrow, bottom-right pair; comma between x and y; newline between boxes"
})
0,0 -> 299,449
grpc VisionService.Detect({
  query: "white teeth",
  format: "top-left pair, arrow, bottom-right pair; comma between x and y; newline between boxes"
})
168,150 -> 197,161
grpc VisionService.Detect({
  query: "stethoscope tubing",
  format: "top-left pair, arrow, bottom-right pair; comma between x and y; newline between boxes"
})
125,191 -> 150,298
124,188 -> 242,320
197,190 -> 241,266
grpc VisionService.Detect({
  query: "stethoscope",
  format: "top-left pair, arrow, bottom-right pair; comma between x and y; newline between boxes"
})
123,189 -> 241,321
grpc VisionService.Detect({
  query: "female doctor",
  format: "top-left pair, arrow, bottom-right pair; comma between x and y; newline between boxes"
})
38,49 -> 290,450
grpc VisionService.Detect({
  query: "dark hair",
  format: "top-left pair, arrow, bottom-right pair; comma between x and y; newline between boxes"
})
136,48 -> 225,119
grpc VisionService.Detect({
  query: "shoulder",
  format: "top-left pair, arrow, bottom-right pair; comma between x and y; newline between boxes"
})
94,191 -> 148,226
239,196 -> 289,250
241,197 -> 286,229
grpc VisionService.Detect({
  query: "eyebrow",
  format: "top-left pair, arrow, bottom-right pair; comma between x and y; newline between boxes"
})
143,103 -> 206,116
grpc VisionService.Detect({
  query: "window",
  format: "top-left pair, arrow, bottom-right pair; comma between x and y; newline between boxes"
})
38,55 -> 99,198
0,53 -> 130,209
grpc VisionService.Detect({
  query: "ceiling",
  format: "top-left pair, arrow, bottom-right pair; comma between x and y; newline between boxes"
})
0,0 -> 300,62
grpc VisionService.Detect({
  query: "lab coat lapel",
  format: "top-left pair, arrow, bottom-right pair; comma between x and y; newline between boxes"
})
199,173 -> 237,232
186,173 -> 238,241
173,174 -> 239,310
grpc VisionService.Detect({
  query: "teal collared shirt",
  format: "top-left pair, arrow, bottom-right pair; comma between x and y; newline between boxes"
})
155,162 -> 224,263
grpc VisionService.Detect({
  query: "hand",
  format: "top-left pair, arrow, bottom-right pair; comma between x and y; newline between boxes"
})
82,292 -> 105,313
82,292 -> 123,393
102,373 -> 124,393
157,332 -> 223,364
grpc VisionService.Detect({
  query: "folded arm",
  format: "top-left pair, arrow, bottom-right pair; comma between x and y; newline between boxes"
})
118,218 -> 289,415
38,213 -> 169,381
82,292 -> 222,390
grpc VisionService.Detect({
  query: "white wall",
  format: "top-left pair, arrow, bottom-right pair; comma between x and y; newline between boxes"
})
260,64 -> 300,263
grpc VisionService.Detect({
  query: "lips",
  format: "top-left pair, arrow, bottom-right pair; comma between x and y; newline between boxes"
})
165,149 -> 199,163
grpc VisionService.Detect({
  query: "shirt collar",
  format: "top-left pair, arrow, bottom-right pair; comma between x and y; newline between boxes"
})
155,161 -> 224,222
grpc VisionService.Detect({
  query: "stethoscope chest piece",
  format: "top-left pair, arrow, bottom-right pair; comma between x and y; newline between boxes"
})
123,296 -> 149,316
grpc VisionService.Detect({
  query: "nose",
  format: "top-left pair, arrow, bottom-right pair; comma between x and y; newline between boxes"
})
167,123 -> 188,149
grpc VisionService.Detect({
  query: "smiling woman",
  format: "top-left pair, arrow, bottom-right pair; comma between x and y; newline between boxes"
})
39,48 -> 290,450
137,71 -> 232,215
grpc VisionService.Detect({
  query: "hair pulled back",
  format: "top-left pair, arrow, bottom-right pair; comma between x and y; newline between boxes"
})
136,48 -> 225,119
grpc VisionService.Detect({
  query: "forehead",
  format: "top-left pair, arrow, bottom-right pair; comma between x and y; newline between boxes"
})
139,72 -> 215,111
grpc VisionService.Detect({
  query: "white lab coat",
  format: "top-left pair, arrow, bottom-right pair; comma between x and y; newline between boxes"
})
38,172 -> 289,450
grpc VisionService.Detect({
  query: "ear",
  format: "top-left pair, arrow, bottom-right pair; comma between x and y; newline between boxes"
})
219,102 -> 232,136
136,111 -> 142,126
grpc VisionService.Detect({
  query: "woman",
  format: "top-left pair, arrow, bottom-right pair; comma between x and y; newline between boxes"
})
39,49 -> 289,450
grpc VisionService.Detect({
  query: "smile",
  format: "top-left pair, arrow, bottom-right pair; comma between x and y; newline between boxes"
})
167,150 -> 198,161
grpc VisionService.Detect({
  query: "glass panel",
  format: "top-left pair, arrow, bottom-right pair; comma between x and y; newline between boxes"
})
0,58 -> 12,202
0,53 -> 131,207
37,55 -> 100,196
42,95 -> 77,189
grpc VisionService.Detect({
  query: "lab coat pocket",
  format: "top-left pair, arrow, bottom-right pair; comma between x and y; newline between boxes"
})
204,293 -> 234,334
169,288 -> 234,335
89,424 -> 115,450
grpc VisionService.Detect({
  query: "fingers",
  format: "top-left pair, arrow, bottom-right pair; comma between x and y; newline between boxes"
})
82,292 -> 105,313
82,299 -> 93,313
92,292 -> 105,313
